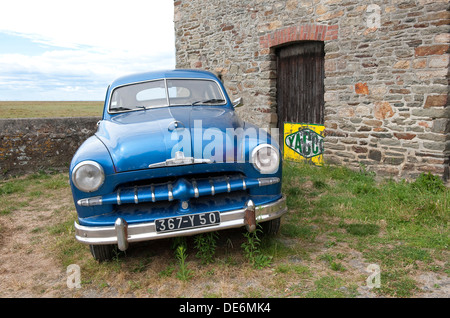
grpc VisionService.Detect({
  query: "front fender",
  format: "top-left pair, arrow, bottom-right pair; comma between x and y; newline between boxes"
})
70,136 -> 115,218
239,122 -> 282,196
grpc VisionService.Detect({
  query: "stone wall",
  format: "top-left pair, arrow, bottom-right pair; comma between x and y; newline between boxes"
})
0,117 -> 100,178
174,0 -> 450,181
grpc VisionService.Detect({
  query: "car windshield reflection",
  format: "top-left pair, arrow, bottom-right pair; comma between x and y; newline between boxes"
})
109,79 -> 226,113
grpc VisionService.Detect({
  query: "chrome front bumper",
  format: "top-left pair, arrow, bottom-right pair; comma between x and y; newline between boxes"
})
74,196 -> 287,251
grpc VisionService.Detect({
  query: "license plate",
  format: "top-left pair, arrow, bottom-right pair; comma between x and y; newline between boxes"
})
155,211 -> 220,233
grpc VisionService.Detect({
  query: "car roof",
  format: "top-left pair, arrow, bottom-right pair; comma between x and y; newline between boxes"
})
109,69 -> 220,89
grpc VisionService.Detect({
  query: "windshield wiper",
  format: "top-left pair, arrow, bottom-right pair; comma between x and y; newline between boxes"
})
111,106 -> 147,112
110,106 -> 133,112
192,99 -> 225,106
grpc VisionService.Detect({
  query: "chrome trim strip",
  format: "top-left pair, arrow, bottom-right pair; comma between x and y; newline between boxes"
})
209,179 -> 215,196
117,189 -> 121,206
151,185 -> 155,202
226,176 -> 231,193
242,176 -> 247,190
164,78 -> 170,106
192,180 -> 199,198
134,186 -> 138,204
77,196 -> 103,207
75,196 -> 287,247
168,183 -> 173,201
257,177 -> 280,186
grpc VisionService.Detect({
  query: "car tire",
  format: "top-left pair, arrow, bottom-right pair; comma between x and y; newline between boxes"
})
89,244 -> 117,262
260,217 -> 281,236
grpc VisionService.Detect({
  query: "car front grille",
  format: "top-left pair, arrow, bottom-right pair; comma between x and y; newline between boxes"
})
76,173 -> 280,208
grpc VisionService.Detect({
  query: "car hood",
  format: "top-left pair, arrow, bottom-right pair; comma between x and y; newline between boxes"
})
96,106 -> 245,173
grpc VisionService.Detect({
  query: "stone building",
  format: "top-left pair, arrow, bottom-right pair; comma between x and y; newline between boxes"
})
174,0 -> 449,181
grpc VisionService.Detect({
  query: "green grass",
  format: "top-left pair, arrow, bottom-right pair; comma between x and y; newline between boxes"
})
302,275 -> 358,298
281,161 -> 449,297
1,162 -> 448,298
0,101 -> 103,118
0,180 -> 25,195
282,162 -> 448,238
340,223 -> 380,237
281,223 -> 317,241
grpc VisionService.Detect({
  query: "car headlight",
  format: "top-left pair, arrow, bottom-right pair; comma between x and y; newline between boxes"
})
72,160 -> 105,192
251,144 -> 280,174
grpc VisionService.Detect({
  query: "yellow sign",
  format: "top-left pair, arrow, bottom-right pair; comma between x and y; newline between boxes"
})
283,122 -> 325,166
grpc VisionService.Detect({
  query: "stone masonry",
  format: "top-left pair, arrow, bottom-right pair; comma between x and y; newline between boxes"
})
0,117 -> 100,179
174,0 -> 449,181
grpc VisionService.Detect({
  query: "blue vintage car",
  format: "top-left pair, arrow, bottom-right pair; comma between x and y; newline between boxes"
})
70,69 -> 286,261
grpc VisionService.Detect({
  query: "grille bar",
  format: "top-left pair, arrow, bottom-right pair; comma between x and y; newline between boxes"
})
77,175 -> 280,207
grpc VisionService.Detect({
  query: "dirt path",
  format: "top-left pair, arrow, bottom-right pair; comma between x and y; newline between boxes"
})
0,196 -> 68,297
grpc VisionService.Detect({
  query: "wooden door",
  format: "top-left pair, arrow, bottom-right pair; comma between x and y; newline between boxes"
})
276,42 -> 325,136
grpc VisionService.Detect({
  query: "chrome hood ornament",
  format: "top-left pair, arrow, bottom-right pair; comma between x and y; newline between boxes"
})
148,151 -> 212,168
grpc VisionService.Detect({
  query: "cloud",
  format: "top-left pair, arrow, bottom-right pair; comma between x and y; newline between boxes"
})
0,48 -> 176,100
0,0 -> 175,52
0,0 -> 176,100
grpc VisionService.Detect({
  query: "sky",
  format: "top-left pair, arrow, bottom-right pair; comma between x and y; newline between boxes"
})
0,0 -> 176,101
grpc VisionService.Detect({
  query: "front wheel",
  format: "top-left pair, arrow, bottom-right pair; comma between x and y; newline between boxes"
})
89,244 -> 117,262
260,217 -> 281,236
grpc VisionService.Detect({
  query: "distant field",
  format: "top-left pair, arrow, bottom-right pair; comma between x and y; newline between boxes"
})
0,101 -> 104,118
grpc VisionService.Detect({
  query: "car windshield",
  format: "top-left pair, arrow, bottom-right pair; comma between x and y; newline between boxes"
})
109,79 -> 226,113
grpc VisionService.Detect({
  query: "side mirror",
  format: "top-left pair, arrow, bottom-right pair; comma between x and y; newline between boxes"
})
233,97 -> 244,108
